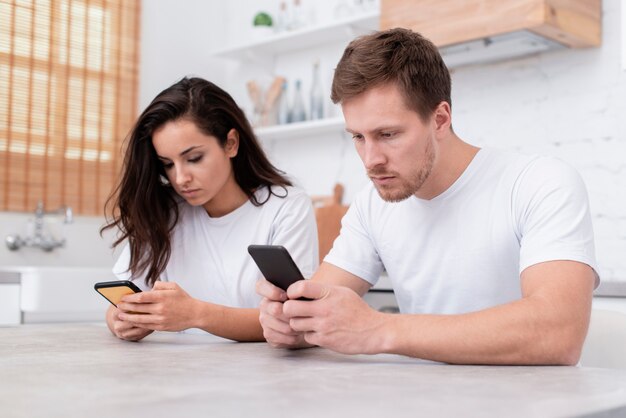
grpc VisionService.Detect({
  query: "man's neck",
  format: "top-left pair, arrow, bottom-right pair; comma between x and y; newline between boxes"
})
415,135 -> 480,200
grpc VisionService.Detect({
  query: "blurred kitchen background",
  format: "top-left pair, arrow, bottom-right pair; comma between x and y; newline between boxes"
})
1,0 -> 625,325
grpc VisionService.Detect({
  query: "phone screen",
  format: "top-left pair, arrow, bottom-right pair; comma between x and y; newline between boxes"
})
94,280 -> 142,307
247,245 -> 305,291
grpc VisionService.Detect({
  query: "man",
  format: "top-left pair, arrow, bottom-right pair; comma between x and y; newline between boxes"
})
256,28 -> 598,365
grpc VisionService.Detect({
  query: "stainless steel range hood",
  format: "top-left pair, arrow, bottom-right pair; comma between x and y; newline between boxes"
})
440,30 -> 565,68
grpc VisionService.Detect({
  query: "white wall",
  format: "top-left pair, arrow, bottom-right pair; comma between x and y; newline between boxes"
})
138,0 -> 236,109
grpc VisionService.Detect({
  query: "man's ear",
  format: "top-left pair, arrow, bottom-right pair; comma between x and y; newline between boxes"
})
225,128 -> 240,158
432,101 -> 452,136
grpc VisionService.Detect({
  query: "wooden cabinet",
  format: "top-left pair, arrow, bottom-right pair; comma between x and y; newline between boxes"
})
381,0 -> 601,48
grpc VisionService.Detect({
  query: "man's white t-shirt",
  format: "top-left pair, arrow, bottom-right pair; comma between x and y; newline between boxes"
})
325,148 -> 598,315
113,186 -> 319,308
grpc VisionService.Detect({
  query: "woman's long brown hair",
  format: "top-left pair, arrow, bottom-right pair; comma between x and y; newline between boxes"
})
101,77 -> 292,286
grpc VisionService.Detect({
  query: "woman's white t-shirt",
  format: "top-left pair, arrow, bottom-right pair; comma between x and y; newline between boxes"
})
113,185 -> 319,308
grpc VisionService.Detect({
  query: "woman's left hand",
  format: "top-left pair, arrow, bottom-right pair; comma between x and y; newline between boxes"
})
117,281 -> 200,332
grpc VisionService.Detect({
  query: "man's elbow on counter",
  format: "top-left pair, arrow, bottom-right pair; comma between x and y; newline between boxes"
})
555,343 -> 584,366
537,328 -> 587,366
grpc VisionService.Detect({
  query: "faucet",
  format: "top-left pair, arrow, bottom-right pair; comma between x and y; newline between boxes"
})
5,201 -> 73,252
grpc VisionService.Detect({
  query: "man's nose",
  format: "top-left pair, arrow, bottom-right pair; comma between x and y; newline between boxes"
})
362,139 -> 386,171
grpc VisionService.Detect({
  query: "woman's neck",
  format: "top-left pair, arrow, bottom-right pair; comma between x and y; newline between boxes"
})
202,175 -> 249,218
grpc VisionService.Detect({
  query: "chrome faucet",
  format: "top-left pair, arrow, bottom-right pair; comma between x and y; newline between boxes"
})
5,201 -> 73,252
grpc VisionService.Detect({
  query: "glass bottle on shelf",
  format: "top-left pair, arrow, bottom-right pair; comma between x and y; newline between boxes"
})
333,0 -> 352,20
277,80 -> 290,125
291,0 -> 305,30
276,1 -> 290,32
309,59 -> 324,120
290,79 -> 306,123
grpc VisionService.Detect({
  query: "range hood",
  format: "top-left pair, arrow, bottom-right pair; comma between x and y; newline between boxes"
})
440,30 -> 565,68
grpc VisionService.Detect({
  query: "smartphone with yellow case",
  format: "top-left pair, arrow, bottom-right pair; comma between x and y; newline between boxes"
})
94,280 -> 142,307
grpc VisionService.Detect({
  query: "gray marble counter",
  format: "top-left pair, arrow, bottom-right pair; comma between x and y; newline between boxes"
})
1,323 -> 626,418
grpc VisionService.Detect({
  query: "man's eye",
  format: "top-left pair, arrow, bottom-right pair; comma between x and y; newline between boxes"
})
352,134 -> 364,141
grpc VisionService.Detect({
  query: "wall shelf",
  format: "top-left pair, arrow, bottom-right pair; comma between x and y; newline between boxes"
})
255,117 -> 347,141
214,11 -> 379,60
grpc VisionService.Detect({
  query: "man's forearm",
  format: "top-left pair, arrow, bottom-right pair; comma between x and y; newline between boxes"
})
378,296 -> 590,365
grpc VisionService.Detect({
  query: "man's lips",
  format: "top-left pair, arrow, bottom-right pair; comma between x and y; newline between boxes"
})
370,175 -> 395,185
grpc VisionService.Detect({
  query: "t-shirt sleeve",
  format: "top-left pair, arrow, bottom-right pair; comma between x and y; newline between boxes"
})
324,187 -> 384,285
111,244 -> 152,291
515,157 -> 598,284
268,188 -> 319,279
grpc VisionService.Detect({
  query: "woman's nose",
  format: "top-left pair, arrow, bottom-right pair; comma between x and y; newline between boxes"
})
173,165 -> 191,187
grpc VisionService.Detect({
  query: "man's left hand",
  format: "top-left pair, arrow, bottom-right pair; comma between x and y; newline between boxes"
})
284,280 -> 391,354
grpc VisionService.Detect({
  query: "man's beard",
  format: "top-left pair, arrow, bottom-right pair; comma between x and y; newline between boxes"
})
369,137 -> 435,202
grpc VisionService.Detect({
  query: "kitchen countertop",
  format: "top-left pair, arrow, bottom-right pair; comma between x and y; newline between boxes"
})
1,324 -> 626,417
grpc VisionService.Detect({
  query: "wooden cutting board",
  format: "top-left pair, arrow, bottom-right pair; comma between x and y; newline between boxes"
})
313,184 -> 349,263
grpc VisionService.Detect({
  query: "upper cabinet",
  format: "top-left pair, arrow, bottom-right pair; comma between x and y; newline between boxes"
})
381,0 -> 601,66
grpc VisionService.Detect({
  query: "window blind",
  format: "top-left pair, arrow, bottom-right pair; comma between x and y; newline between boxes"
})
0,0 -> 140,215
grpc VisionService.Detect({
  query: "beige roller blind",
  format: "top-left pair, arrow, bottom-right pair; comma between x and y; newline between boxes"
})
0,0 -> 140,215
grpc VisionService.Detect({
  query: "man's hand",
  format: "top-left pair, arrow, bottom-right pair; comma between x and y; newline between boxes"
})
256,279 -> 311,349
116,281 -> 200,332
284,280 -> 390,354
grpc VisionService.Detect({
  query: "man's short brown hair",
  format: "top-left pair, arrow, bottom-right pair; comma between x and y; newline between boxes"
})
331,28 -> 451,121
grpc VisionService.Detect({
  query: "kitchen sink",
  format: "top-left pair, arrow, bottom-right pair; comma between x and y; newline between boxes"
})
0,266 -> 115,324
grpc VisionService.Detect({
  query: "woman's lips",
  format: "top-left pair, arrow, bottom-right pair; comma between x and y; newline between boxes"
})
180,189 -> 200,197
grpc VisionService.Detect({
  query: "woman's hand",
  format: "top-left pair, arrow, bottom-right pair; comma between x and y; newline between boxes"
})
106,305 -> 154,341
116,281 -> 200,332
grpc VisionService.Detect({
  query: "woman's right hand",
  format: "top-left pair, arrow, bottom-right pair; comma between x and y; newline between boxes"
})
106,305 -> 153,342
256,278 -> 311,349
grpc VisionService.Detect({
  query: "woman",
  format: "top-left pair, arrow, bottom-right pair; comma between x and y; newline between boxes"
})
101,77 -> 318,342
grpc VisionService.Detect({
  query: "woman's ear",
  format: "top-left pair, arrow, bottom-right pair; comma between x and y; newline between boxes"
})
225,128 -> 240,158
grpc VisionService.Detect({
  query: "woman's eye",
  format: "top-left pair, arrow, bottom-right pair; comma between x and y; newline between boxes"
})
162,162 -> 174,170
188,155 -> 203,163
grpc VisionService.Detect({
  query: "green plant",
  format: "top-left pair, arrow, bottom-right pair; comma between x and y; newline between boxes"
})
253,12 -> 273,27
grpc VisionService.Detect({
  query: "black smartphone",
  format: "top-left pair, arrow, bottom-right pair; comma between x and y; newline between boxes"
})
247,245 -> 306,292
94,280 -> 142,307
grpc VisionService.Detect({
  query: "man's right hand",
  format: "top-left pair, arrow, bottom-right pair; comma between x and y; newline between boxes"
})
106,305 -> 153,342
256,278 -> 312,349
